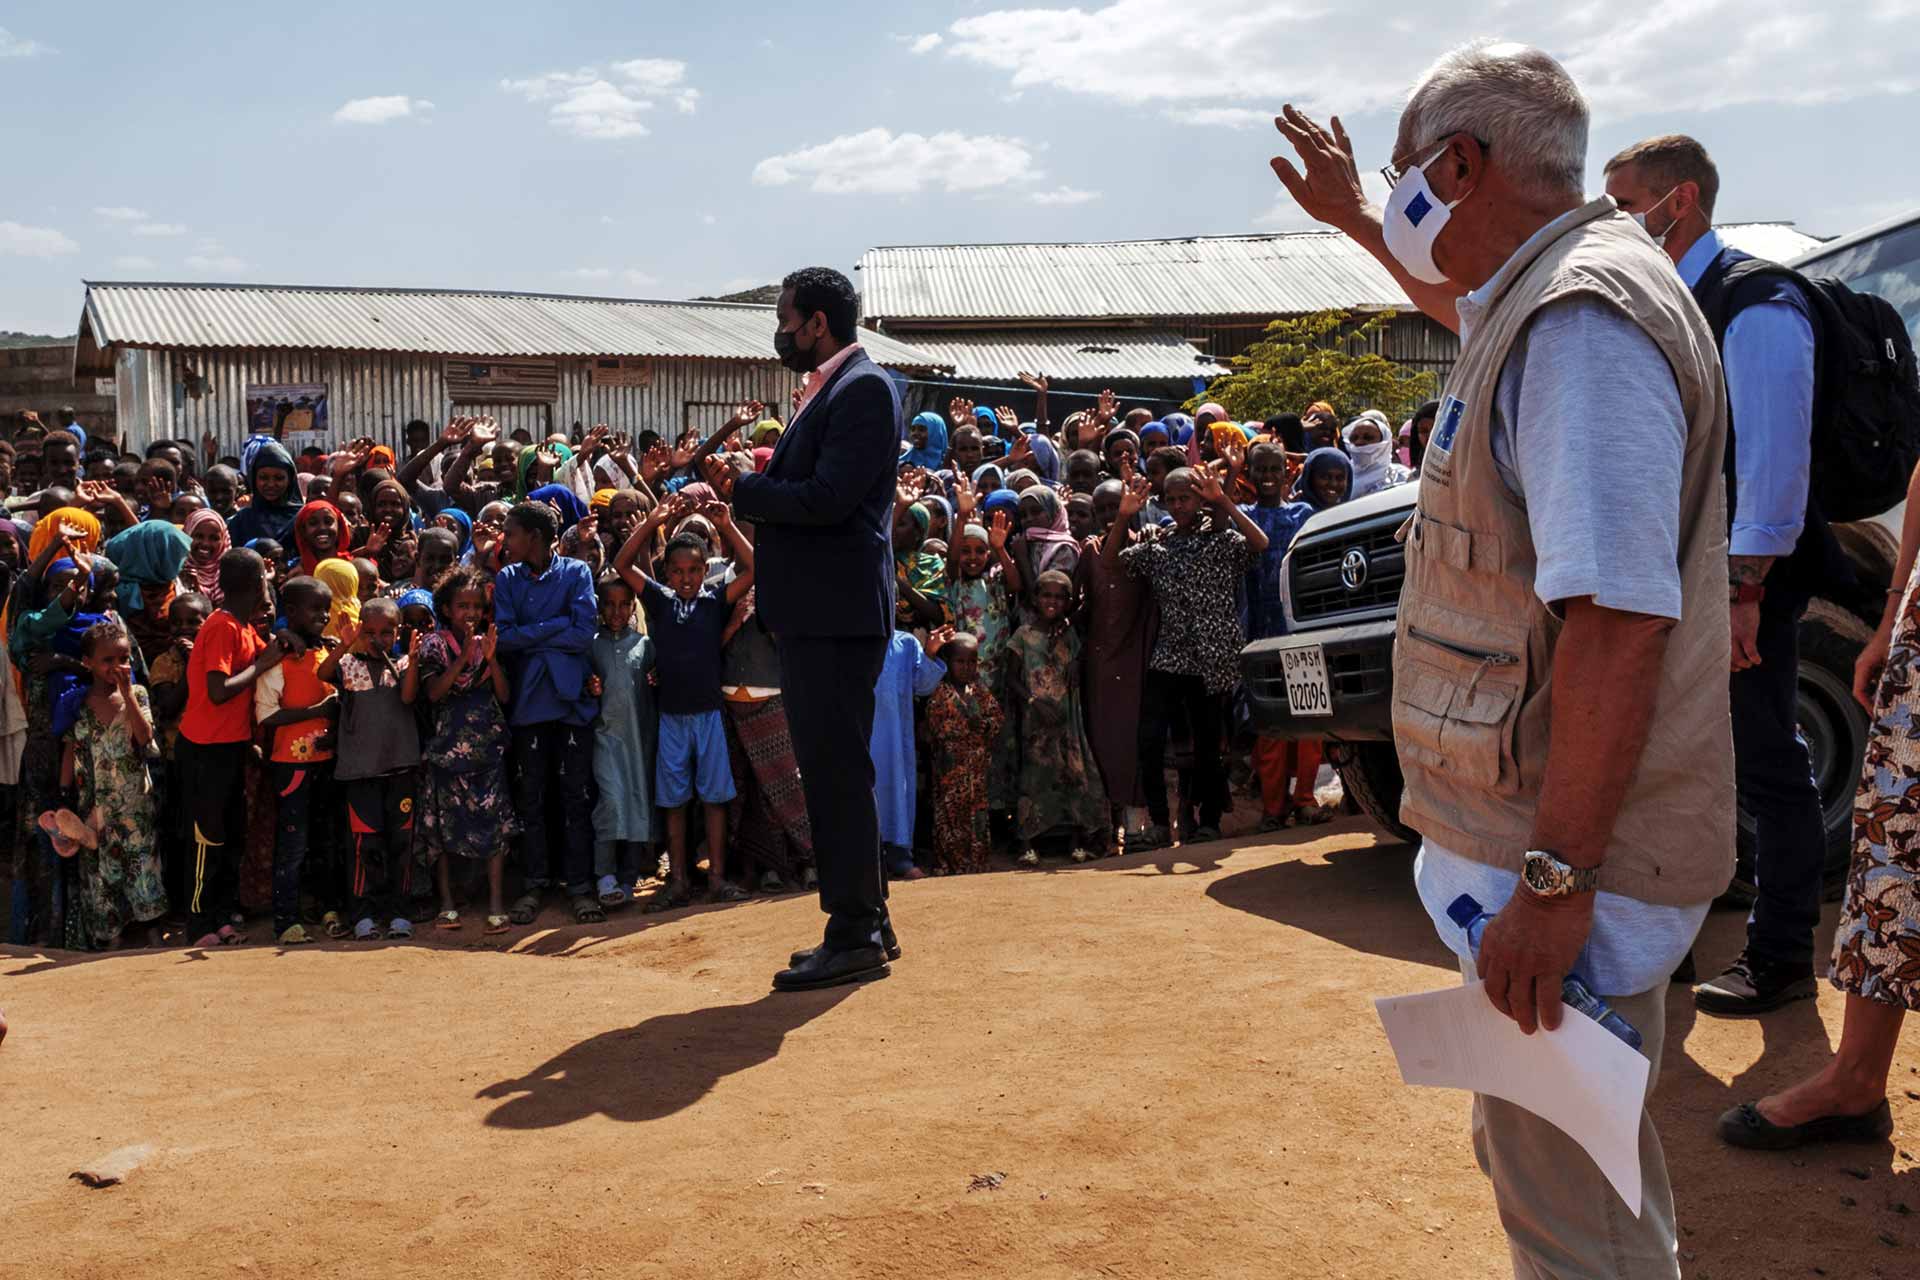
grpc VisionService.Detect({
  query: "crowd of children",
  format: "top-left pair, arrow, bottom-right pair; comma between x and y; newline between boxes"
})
0,390 -> 1422,951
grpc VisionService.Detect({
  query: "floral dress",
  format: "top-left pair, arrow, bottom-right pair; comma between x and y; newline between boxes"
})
415,630 -> 521,862
1007,621 -> 1109,842
1118,523 -> 1254,696
951,572 -> 1016,810
1834,568 -> 1920,1010
924,678 -> 1003,875
69,687 -> 167,948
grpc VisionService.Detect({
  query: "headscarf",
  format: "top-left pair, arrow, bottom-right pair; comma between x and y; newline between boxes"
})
292,499 -> 350,576
751,420 -> 783,447
981,489 -> 1021,524
527,483 -> 587,532
103,519 -> 192,613
1138,421 -> 1171,451
432,506 -> 472,553
920,494 -> 953,537
28,507 -> 102,562
1016,486 -> 1078,578
1342,410 -> 1399,498
1163,412 -> 1201,464
395,586 -> 435,620
367,445 -> 397,471
313,558 -> 362,642
1102,427 -> 1141,464
904,412 -> 949,471
1305,400 -> 1335,420
1209,422 -> 1246,458
1195,402 -> 1230,425
1026,434 -> 1061,485
228,439 -> 301,547
974,405 -> 1004,440
590,487 -> 617,511
1003,468 -> 1041,493
1294,447 -> 1355,511
515,442 -> 573,500
182,507 -> 230,605
970,462 -> 1004,493
904,503 -> 931,535
42,555 -> 107,738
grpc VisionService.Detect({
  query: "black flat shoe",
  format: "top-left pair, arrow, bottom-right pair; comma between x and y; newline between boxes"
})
790,919 -> 900,968
1717,1099 -> 1894,1151
773,945 -> 890,991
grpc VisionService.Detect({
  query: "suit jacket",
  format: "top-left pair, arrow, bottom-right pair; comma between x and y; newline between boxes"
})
732,347 -> 902,638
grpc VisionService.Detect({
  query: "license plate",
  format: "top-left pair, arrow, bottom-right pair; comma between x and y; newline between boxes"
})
1280,644 -> 1332,718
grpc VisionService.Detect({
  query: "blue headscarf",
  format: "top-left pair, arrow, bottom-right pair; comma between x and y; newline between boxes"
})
431,506 -> 472,553
903,412 -> 949,471
970,462 -> 1005,491
974,405 -> 1004,440
1294,447 -> 1355,510
395,586 -> 436,618
227,439 -> 301,547
103,519 -> 192,613
526,483 -> 587,532
44,556 -> 108,737
981,489 -> 1021,523
1027,435 -> 1061,485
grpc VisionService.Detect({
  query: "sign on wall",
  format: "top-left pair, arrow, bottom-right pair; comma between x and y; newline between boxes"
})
245,383 -> 329,439
446,359 -> 559,404
588,357 -> 654,388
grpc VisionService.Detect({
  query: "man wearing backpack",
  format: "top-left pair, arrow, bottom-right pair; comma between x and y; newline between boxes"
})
1605,136 -> 1833,1017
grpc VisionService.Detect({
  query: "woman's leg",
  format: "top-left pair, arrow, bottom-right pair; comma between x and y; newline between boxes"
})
1757,994 -> 1906,1125
665,806 -> 689,893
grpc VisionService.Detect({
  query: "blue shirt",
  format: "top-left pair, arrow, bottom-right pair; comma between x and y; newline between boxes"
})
1676,229 -> 1815,557
639,579 -> 728,716
492,554 -> 598,727
1239,500 -> 1315,641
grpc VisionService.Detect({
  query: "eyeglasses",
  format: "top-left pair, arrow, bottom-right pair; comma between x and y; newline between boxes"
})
1380,133 -> 1489,190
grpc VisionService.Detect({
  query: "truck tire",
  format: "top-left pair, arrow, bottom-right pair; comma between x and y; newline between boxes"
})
1326,741 -> 1421,846
1726,600 -> 1870,906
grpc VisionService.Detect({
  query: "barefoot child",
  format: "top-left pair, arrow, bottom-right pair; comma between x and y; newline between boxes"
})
588,574 -> 657,908
923,632 -> 1002,875
59,620 -> 166,948
251,576 -> 339,944
1007,570 -> 1110,864
613,494 -> 754,910
322,598 -> 420,941
414,566 -> 518,934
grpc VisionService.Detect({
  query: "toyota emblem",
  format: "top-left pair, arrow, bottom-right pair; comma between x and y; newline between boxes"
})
1340,547 -> 1370,590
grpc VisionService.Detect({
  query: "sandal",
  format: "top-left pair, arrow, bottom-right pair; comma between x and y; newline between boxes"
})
708,881 -> 749,904
596,875 -> 629,908
436,910 -> 462,931
277,924 -> 314,946
386,918 -> 414,941
507,893 -> 542,926
216,924 -> 245,946
191,932 -> 222,949
642,886 -> 692,914
322,911 -> 348,939
570,896 -> 606,925
484,914 -> 512,935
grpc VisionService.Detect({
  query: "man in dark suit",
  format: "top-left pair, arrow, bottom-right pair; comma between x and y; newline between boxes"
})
705,267 -> 902,991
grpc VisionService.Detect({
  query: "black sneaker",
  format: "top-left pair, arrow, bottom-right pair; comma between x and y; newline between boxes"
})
1694,952 -> 1818,1016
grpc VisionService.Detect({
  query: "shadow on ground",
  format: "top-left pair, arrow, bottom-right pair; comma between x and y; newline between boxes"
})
475,984 -> 860,1128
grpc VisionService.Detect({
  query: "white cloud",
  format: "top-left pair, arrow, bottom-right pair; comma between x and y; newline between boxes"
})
565,267 -> 613,280
753,128 -> 1039,195
112,255 -> 156,270
599,215 -> 618,225
187,252 -> 247,272
622,269 -> 658,288
94,206 -> 149,221
1165,106 -> 1273,130
0,221 -> 78,257
701,213 -> 717,226
133,222 -> 187,237
0,27 -> 49,57
909,33 -> 943,55
1030,186 -> 1099,206
502,58 -> 699,139
332,95 -> 433,125
938,1 -> 1920,122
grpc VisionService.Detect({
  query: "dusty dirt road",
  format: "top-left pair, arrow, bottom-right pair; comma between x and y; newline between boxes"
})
4,819 -> 1917,1279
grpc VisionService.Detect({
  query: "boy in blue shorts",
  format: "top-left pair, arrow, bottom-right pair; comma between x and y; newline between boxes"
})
612,493 -> 755,910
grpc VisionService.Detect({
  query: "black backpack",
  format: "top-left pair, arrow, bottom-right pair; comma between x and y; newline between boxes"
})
1693,250 -> 1920,523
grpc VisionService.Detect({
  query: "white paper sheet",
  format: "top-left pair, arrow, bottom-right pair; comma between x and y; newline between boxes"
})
1373,980 -> 1650,1216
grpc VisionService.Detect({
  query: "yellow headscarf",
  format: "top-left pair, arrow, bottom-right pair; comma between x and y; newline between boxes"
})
313,558 -> 362,642
751,420 -> 783,447
28,506 -> 103,562
590,487 -> 617,511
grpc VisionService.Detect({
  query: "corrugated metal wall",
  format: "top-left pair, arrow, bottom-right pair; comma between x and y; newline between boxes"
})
115,347 -> 804,456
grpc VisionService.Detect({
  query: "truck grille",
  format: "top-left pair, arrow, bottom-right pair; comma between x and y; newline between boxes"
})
1289,514 -> 1407,623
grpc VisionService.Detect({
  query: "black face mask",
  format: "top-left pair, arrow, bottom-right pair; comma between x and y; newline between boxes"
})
774,321 -> 819,374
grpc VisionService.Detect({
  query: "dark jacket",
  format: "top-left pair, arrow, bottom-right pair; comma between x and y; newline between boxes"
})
732,347 -> 902,638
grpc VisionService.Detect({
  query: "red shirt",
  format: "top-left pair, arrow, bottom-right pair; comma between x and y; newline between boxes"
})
179,610 -> 266,745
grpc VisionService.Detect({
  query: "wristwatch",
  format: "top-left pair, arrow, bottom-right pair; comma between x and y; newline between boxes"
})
1522,849 -> 1599,897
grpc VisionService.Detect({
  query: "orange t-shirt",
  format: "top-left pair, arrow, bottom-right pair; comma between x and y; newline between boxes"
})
254,649 -> 336,764
179,610 -> 266,746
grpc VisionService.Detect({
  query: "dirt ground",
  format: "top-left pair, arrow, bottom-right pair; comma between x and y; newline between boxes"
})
4,817 -> 1918,1279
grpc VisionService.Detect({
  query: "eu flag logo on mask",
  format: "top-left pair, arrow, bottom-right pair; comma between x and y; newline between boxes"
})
1405,191 -> 1433,227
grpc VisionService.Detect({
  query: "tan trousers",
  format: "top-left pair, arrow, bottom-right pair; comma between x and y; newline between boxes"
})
1462,967 -> 1680,1278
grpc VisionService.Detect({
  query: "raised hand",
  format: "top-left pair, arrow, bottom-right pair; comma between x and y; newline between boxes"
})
1096,388 -> 1118,425
481,625 -> 498,664
641,442 -> 672,484
1118,473 -> 1150,519
441,415 -> 474,445
724,400 -> 766,430
470,417 -> 499,445
670,436 -> 699,470
952,471 -> 977,519
988,509 -> 1012,551
1270,106 -> 1369,234
1017,371 -> 1049,394
699,454 -> 738,498
947,396 -> 976,430
1190,467 -> 1228,506
995,406 -> 1020,436
406,628 -> 423,660
1221,440 -> 1246,476
927,624 -> 956,656
364,524 -> 391,555
335,619 -> 361,654
697,498 -> 732,527
1004,433 -> 1035,468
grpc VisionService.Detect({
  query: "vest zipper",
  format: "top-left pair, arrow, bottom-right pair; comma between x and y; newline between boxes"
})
1407,627 -> 1519,706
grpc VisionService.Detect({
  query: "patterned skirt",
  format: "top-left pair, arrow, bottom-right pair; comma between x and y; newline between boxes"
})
1833,572 -> 1920,1010
418,763 -> 522,862
725,697 -> 813,878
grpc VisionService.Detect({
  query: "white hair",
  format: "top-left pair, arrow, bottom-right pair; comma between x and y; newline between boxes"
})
1400,39 -> 1588,202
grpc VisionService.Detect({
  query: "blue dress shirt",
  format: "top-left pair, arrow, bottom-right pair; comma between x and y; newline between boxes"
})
1676,230 -> 1816,557
493,553 -> 599,727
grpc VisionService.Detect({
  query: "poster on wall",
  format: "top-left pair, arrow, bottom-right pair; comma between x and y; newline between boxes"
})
245,383 -> 329,451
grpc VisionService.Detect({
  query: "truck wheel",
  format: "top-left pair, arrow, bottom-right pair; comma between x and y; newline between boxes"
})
1726,600 -> 1869,906
1326,741 -> 1420,846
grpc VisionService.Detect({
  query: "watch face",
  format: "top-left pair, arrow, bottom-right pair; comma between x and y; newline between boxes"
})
1523,856 -> 1556,893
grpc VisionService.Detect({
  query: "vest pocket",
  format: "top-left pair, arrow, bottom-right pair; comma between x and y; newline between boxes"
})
1393,626 -> 1528,793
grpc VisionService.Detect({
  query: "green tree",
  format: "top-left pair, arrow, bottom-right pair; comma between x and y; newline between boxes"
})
1188,309 -> 1437,426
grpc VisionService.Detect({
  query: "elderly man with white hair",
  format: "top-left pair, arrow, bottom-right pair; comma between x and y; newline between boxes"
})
1274,40 -> 1734,1278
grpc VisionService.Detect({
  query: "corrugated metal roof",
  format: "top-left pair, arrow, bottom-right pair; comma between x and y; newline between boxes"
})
1714,222 -> 1827,263
858,234 -> 1413,323
77,281 -> 950,371
892,328 -> 1226,382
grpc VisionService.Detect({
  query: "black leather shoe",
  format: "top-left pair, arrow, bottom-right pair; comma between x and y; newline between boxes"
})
1717,1099 -> 1893,1151
1694,952 -> 1817,1015
790,919 -> 900,968
773,945 -> 890,991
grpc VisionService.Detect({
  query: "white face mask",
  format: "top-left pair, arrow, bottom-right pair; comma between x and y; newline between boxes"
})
1631,187 -> 1681,250
1347,437 -> 1391,471
1382,143 -> 1470,286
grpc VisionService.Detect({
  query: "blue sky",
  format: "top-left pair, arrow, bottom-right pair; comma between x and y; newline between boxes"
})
2,0 -> 1915,337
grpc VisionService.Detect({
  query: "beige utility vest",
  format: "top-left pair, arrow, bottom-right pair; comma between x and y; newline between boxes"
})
1394,198 -> 1735,906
